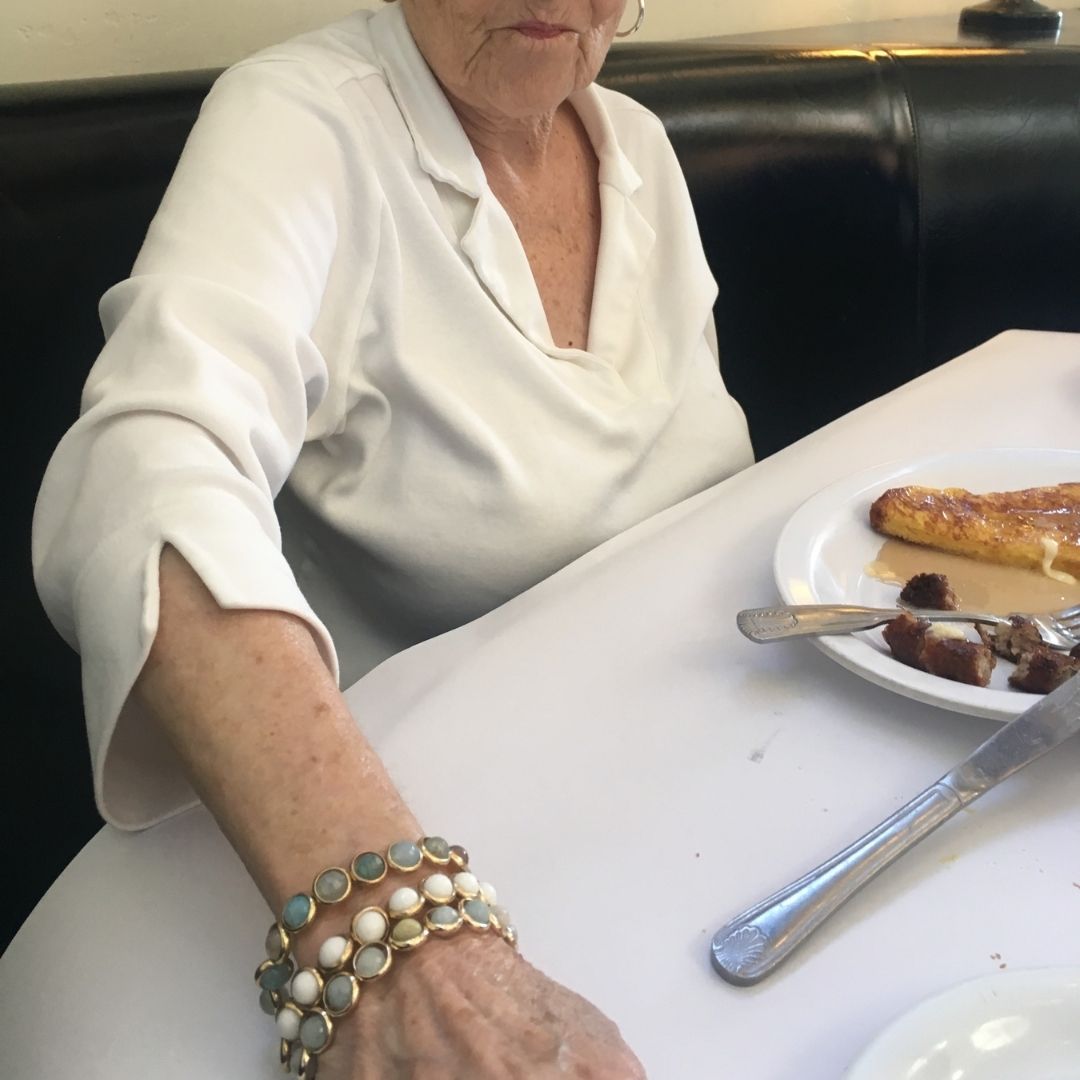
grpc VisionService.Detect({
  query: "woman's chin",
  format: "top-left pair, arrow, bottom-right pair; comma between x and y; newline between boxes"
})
488,64 -> 590,117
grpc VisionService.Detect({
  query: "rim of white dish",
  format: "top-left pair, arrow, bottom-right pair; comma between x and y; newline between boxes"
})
845,965 -> 1080,1079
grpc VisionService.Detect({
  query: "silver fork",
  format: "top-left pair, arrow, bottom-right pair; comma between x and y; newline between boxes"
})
737,603 -> 1080,651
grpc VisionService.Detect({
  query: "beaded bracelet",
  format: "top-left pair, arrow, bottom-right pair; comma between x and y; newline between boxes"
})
254,837 -> 465,1001
254,837 -> 517,1078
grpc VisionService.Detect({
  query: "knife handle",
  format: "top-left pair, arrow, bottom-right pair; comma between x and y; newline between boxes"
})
737,605 -> 901,642
710,781 -> 962,985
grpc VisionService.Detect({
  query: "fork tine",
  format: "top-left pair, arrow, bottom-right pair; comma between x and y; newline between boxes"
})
1053,604 -> 1080,621
1048,617 -> 1080,646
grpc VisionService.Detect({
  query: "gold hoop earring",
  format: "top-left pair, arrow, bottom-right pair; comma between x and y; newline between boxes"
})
615,0 -> 645,37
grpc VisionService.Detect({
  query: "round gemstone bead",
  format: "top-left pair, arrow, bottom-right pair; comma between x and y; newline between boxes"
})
291,969 -> 323,1007
388,886 -> 422,918
387,840 -> 423,872
353,942 -> 392,981
313,868 -> 351,905
390,917 -> 428,950
351,907 -> 389,945
276,1005 -> 302,1041
352,851 -> 387,885
265,923 -> 289,960
489,905 -> 511,932
257,959 -> 294,991
259,988 -> 279,1016
449,845 -> 469,868
282,893 -> 315,932
421,873 -> 454,904
462,899 -> 491,929
452,872 -> 480,900
426,905 -> 463,933
323,973 -> 359,1016
503,924 -> 519,948
299,1011 -> 332,1053
420,836 -> 451,863
479,882 -> 498,906
318,935 -> 352,971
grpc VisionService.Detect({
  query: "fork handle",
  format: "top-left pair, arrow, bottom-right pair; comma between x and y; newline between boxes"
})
737,605 -> 900,641
737,605 -> 1000,643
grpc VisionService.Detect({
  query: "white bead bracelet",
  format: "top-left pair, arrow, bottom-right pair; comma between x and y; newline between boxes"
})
254,836 -> 517,1079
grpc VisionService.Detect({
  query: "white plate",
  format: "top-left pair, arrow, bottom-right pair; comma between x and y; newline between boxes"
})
846,967 -> 1080,1080
774,448 -> 1080,721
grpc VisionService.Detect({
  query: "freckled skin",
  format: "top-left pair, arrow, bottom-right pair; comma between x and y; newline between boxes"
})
399,0 -> 624,349
497,122 -> 601,350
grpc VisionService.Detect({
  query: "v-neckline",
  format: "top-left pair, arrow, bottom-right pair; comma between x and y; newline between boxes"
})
457,90 -> 657,368
462,95 -> 605,360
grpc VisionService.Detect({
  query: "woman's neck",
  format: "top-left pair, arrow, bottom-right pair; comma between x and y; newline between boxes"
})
444,88 -> 567,184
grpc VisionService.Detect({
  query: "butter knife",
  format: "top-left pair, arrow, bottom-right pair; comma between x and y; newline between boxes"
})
711,673 -> 1080,986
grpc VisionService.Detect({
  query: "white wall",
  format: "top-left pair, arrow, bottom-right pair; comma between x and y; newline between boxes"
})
3,1 -> 960,85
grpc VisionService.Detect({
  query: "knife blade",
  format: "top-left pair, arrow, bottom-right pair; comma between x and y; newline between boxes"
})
944,673 -> 1080,799
711,674 -> 1080,986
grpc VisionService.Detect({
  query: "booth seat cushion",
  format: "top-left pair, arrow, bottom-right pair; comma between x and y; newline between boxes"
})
602,44 -> 1080,455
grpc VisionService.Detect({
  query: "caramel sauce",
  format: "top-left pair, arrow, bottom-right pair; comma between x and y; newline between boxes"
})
865,539 -> 1080,614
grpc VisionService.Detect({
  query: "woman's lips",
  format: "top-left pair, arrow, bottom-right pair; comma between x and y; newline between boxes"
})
512,20 -> 572,39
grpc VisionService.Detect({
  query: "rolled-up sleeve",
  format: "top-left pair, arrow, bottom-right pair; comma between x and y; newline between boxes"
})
32,58 -> 360,829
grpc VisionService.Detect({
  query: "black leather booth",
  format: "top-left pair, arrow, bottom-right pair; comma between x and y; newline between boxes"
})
4,32 -> 1080,949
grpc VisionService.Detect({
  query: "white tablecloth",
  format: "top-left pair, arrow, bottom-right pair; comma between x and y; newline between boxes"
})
4,330 -> 1079,1078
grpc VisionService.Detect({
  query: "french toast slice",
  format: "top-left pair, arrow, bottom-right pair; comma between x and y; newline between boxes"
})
869,483 -> 1080,576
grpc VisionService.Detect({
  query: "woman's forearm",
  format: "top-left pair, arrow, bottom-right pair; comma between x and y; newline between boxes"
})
135,545 -> 420,916
134,549 -> 648,1078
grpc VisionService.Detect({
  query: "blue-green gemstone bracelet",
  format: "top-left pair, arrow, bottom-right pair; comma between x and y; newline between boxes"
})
254,837 -> 516,1078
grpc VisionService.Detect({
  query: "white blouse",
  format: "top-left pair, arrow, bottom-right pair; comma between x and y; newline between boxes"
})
32,3 -> 753,829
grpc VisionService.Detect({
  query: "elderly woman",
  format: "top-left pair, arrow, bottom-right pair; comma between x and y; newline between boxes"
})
33,0 -> 752,1075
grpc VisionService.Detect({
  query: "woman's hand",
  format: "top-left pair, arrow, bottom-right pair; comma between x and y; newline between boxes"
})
318,933 -> 646,1079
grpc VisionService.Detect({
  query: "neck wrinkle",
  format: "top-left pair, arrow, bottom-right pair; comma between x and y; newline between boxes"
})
446,92 -> 564,182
